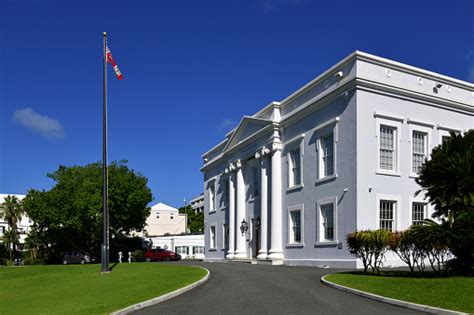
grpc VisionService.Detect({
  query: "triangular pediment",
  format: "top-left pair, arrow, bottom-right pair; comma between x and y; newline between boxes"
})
223,116 -> 272,152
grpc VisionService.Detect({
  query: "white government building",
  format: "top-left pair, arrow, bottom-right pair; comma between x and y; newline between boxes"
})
201,51 -> 473,268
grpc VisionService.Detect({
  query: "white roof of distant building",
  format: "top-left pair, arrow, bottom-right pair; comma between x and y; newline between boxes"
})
150,202 -> 179,212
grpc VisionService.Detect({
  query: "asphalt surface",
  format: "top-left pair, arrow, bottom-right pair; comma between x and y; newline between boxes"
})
133,261 -> 423,315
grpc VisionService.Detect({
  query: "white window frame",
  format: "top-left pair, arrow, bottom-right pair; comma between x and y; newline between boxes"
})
437,125 -> 461,146
316,197 -> 338,245
285,134 -> 305,191
375,194 -> 400,231
408,122 -> 432,177
287,204 -> 304,247
315,117 -> 339,183
220,177 -> 229,210
209,224 -> 217,250
376,116 -> 402,176
208,178 -> 216,213
409,194 -> 430,228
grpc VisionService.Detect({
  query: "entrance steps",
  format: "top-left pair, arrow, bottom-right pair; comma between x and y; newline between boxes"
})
229,258 -> 283,266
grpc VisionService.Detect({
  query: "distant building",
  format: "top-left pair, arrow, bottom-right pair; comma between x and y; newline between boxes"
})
190,193 -> 204,214
0,194 -> 32,246
142,202 -> 187,236
150,234 -> 204,260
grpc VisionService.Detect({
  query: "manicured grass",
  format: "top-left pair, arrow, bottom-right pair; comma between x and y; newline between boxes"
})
0,263 -> 207,314
325,271 -> 474,313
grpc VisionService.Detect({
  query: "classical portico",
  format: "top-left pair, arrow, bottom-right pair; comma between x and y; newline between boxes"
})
220,131 -> 284,262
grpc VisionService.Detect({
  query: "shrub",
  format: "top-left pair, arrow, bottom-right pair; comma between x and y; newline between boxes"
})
346,230 -> 390,273
411,220 -> 453,273
132,250 -> 144,262
370,229 -> 391,273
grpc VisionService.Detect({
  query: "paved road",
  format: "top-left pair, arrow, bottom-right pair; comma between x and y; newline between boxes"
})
134,261 -> 423,315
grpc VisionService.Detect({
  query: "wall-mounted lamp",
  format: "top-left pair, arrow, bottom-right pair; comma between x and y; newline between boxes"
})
334,71 -> 344,79
240,219 -> 249,236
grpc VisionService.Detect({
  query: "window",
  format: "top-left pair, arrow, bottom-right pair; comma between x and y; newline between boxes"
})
290,210 -> 301,244
379,200 -> 396,231
175,246 -> 187,255
412,202 -> 426,225
193,246 -> 204,254
379,125 -> 397,171
320,203 -> 334,241
0,226 -> 4,236
412,131 -> 427,174
288,148 -> 301,187
209,181 -> 216,211
317,198 -> 337,244
221,178 -> 229,208
170,215 -> 174,219
156,212 -> 160,219
320,133 -> 334,177
209,225 -> 216,249
252,167 -> 260,198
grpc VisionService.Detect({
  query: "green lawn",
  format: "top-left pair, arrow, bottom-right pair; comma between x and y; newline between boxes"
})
325,272 -> 474,314
0,263 -> 207,314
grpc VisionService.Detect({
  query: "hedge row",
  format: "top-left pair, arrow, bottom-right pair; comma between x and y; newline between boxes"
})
346,222 -> 452,273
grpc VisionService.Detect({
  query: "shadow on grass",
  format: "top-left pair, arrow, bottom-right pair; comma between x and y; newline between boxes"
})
339,270 -> 456,279
109,263 -> 119,271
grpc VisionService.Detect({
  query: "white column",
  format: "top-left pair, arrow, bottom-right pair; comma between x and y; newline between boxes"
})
268,142 -> 284,260
234,160 -> 247,259
257,154 -> 269,259
226,171 -> 235,259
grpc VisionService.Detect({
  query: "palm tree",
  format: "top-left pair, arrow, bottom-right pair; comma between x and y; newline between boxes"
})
0,195 -> 25,256
2,230 -> 19,261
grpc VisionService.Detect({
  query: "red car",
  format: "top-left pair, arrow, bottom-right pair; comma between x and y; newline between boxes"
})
144,248 -> 181,262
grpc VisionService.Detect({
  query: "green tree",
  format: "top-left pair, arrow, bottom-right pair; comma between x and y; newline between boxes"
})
0,195 -> 25,256
416,130 -> 474,273
23,161 -> 153,262
179,205 -> 204,233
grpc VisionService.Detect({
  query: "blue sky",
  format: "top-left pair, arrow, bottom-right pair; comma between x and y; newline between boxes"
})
1,0 -> 473,208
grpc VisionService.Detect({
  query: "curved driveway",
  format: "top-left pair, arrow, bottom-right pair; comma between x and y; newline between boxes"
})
134,261 -> 422,315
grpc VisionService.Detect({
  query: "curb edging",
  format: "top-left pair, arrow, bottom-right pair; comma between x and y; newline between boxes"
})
321,274 -> 467,315
112,266 -> 210,315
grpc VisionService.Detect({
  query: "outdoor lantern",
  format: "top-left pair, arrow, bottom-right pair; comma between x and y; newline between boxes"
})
240,219 -> 249,236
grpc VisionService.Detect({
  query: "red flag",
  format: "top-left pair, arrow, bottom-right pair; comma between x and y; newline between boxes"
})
106,46 -> 123,80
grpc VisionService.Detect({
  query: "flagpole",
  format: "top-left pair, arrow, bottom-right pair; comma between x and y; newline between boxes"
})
101,31 -> 110,273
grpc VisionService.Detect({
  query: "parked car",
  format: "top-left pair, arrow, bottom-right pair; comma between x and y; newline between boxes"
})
144,248 -> 181,262
63,251 -> 96,264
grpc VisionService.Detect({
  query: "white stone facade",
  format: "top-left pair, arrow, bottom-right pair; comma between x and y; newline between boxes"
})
142,202 -> 187,236
201,51 -> 473,268
149,234 -> 204,259
190,193 -> 204,214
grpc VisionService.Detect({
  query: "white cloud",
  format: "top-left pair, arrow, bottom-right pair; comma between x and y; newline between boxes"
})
13,108 -> 65,139
218,118 -> 235,131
